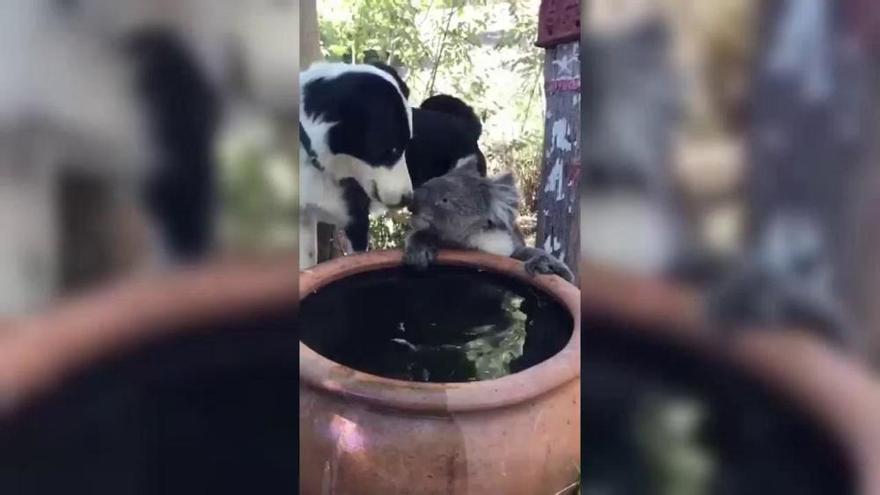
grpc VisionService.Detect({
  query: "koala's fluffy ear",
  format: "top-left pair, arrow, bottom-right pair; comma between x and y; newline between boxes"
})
491,172 -> 516,189
485,172 -> 520,216
453,155 -> 481,176
483,172 -> 520,229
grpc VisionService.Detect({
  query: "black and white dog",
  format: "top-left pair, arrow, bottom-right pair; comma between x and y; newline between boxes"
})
299,62 -> 415,268
299,61 -> 487,267
299,61 -> 488,267
0,0 -> 297,314
409,94 -> 488,186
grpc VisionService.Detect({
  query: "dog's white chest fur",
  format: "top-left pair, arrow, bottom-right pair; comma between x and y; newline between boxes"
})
299,153 -> 350,269
299,157 -> 348,224
467,230 -> 516,257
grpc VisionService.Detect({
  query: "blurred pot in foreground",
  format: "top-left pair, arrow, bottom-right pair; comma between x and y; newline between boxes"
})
579,261 -> 880,495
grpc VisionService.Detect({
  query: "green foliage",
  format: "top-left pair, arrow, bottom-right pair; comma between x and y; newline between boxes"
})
320,0 -> 429,67
368,210 -> 411,250
634,397 -> 715,495
462,293 -> 527,380
485,127 -> 543,214
218,133 -> 297,253
318,0 -> 543,145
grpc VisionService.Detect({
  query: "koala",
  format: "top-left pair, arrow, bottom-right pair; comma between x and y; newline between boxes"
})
581,17 -> 688,278
404,156 -> 574,282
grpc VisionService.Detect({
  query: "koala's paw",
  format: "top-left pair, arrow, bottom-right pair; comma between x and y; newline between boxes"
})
524,253 -> 575,282
403,243 -> 437,270
704,269 -> 855,350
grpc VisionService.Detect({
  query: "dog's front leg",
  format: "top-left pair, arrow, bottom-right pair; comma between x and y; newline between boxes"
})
339,178 -> 371,253
0,159 -> 57,316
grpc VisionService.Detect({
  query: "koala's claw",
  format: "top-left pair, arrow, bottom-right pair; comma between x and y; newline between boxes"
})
523,256 -> 549,276
524,254 -> 575,282
403,245 -> 437,270
704,269 -> 855,350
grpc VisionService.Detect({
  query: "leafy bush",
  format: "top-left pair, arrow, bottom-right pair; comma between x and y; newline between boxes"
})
217,127 -> 297,253
369,210 -> 411,250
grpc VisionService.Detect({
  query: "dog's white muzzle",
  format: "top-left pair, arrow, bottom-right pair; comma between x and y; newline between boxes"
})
369,155 -> 413,208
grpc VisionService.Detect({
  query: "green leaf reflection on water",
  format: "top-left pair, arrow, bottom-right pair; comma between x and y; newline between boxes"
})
460,293 -> 528,380
390,292 -> 529,382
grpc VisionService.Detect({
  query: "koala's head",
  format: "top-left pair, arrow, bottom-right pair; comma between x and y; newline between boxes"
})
409,156 -> 519,244
582,17 -> 683,191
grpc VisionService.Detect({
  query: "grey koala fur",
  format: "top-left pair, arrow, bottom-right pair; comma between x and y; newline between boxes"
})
703,210 -> 858,351
404,156 -> 574,282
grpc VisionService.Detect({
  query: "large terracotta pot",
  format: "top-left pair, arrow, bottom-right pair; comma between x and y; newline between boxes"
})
299,250 -> 581,495
0,256 -> 303,493
577,262 -> 880,495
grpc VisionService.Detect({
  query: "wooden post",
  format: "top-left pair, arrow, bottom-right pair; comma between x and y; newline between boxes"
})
300,0 -> 322,68
843,0 -> 880,358
747,0 -> 879,355
536,41 -> 581,283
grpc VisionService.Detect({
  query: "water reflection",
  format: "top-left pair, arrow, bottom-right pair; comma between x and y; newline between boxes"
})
299,266 -> 572,383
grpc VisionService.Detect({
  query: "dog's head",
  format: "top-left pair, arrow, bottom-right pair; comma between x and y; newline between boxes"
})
301,62 -> 413,208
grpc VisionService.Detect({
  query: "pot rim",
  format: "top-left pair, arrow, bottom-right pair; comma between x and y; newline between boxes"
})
299,249 -> 581,413
0,255 -> 302,413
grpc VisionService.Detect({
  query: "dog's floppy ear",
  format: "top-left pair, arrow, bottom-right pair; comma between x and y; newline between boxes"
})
368,62 -> 410,99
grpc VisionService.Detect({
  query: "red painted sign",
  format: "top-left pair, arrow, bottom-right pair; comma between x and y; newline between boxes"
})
546,78 -> 580,93
536,0 -> 580,48
845,0 -> 880,53
566,160 -> 581,188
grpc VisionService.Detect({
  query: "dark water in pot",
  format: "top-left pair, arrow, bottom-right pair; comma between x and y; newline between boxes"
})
299,266 -> 574,383
582,314 -> 857,495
